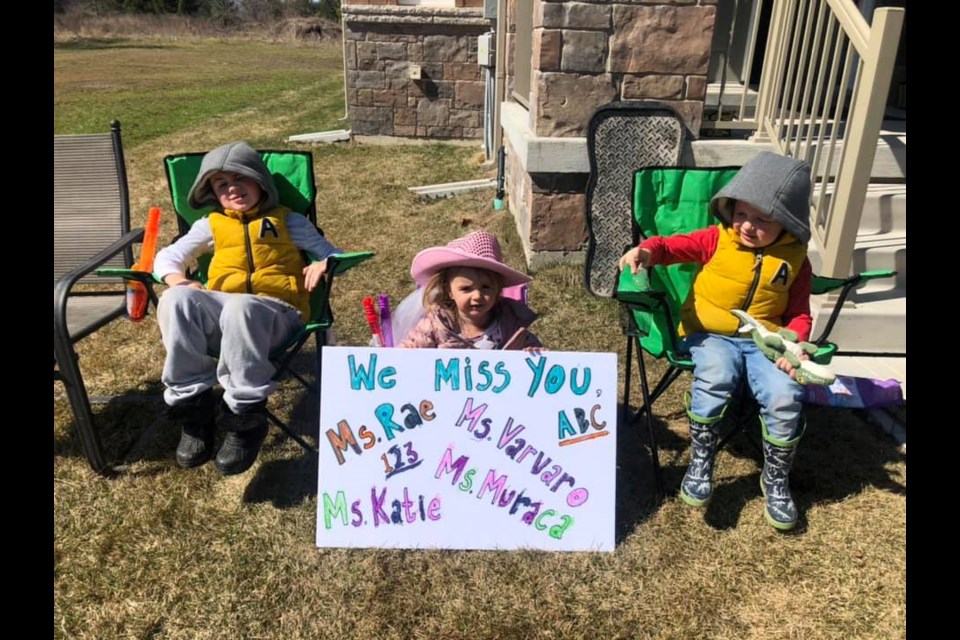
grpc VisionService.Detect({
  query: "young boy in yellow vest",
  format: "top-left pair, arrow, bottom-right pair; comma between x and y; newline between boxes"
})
155,141 -> 342,475
619,151 -> 814,530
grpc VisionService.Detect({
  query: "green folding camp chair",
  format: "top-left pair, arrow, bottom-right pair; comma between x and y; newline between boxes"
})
101,148 -> 373,459
161,149 -> 373,453
613,166 -> 895,500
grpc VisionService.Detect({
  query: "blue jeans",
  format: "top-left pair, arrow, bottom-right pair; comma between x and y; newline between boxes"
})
681,333 -> 803,441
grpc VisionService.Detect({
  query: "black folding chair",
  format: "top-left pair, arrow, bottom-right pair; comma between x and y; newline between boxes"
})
54,121 -> 158,475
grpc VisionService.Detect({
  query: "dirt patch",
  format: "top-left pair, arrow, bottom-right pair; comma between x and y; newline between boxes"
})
268,18 -> 341,43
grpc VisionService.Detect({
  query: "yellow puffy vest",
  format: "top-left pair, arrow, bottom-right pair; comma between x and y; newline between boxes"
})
206,206 -> 310,318
679,225 -> 807,337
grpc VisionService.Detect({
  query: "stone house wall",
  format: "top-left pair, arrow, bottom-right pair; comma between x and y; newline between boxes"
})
344,2 -> 492,139
527,0 -> 716,138
503,0 -> 717,263
342,0 -> 718,267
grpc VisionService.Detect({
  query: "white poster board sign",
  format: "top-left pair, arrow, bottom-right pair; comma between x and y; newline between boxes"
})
316,347 -> 617,552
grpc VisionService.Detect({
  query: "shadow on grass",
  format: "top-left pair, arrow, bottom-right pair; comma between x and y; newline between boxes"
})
53,345 -> 332,480
612,383 -> 907,535
54,347 -> 323,480
700,404 -> 907,531
245,348 -> 322,507
54,381 -> 174,474
615,405 -> 688,543
60,348 -> 903,538
245,449 -> 319,507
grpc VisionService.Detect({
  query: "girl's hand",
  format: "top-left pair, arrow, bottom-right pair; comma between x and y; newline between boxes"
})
618,247 -> 651,274
523,346 -> 546,356
303,259 -> 329,292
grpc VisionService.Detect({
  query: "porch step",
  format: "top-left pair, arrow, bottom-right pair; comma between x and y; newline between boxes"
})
826,354 -> 906,400
814,183 -> 907,235
810,231 -> 907,292
850,183 -> 906,234
807,182 -> 906,356
808,230 -> 906,290
811,293 -> 906,354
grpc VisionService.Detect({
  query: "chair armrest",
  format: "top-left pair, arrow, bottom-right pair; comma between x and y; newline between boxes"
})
612,267 -> 669,311
305,251 -> 376,328
612,266 -> 688,363
55,228 -> 145,334
94,268 -> 163,286
811,269 -> 896,295
325,251 -> 375,275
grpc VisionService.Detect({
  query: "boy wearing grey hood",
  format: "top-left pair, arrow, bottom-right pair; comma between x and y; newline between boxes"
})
619,151 -> 814,531
154,141 -> 342,476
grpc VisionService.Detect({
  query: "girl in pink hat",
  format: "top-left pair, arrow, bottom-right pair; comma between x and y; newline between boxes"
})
397,230 -> 542,350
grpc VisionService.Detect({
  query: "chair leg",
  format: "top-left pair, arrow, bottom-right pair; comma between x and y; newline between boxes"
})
715,424 -> 740,456
631,366 -> 685,427
257,328 -> 328,457
634,337 -> 664,503
314,329 -> 325,430
622,334 -> 634,426
259,325 -> 329,457
54,340 -> 111,476
285,368 -> 313,390
265,408 -> 318,454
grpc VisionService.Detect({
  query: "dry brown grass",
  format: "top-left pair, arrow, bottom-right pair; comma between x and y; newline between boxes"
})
53,12 -> 340,45
54,36 -> 907,640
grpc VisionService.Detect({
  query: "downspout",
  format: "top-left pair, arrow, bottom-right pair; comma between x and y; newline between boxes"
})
493,0 -> 508,155
339,6 -> 350,122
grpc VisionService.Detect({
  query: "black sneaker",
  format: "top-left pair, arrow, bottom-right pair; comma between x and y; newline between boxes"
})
169,389 -> 217,469
214,401 -> 269,475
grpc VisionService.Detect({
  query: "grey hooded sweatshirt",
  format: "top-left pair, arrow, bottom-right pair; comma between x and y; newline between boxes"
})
709,150 -> 812,244
187,141 -> 279,212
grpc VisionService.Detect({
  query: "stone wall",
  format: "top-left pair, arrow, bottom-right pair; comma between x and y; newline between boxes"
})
527,0 -> 716,137
344,3 -> 491,139
344,1 -> 719,264
347,0 -> 484,6
503,0 -> 717,260
505,133 -> 589,261
505,135 -> 532,247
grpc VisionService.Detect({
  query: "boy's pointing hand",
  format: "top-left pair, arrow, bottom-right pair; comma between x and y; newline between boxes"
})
618,247 -> 651,274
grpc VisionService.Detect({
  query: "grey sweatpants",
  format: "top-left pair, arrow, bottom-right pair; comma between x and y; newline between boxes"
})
157,287 -> 303,413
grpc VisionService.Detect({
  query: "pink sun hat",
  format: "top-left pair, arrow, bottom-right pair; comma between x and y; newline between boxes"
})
410,230 -> 532,288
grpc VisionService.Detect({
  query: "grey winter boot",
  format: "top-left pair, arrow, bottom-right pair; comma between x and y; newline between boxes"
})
760,420 -> 805,531
679,395 -> 726,507
170,389 -> 218,469
214,400 -> 269,476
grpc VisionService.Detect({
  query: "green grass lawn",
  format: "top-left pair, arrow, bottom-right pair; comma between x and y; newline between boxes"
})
54,34 -> 907,640
54,39 -> 346,149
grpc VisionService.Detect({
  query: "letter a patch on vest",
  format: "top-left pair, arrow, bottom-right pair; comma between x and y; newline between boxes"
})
259,217 -> 280,239
770,262 -> 790,286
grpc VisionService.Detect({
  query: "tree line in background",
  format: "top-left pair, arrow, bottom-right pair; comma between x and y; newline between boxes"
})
53,0 -> 342,22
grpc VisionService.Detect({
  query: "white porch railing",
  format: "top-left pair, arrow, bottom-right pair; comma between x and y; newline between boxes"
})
708,0 -> 904,280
